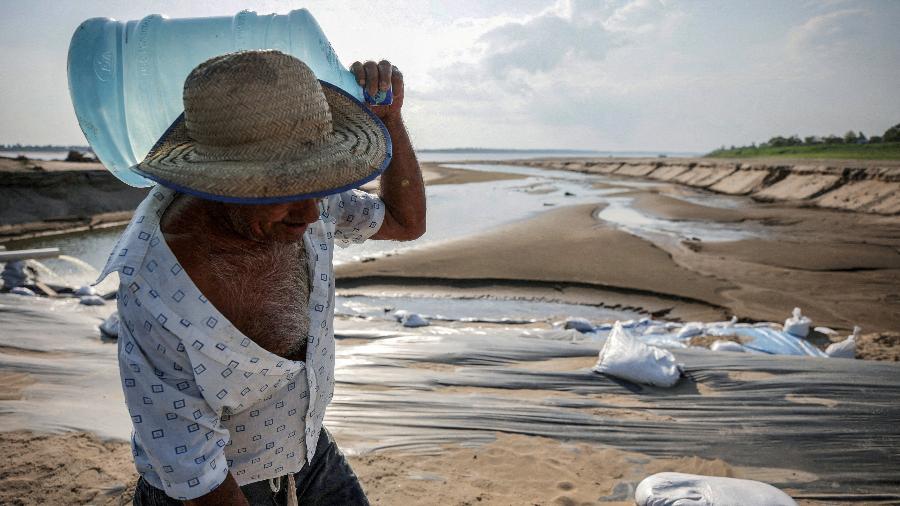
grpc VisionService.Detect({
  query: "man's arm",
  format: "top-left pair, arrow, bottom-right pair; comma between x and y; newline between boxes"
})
350,60 -> 426,241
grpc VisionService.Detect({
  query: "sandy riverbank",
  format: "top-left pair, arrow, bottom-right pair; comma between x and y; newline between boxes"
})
337,203 -> 900,338
515,157 -> 900,215
3,159 -> 900,505
339,164 -> 900,354
1,429 -> 828,506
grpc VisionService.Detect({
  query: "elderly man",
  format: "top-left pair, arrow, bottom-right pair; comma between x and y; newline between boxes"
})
96,51 -> 424,505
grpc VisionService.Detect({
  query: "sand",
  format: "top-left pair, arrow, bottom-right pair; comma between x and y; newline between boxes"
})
339,176 -> 900,335
422,163 -> 526,186
347,432 -> 738,506
0,431 -> 136,506
337,203 -> 733,323
518,156 -> 900,215
1,428 -> 833,506
855,331 -> 900,361
0,430 -> 764,506
358,162 -> 525,193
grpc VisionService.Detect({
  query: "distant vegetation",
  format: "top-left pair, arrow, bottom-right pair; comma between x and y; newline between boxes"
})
0,143 -> 93,152
707,123 -> 900,160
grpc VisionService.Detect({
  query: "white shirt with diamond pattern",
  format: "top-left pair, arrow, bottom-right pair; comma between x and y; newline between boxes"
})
96,186 -> 384,500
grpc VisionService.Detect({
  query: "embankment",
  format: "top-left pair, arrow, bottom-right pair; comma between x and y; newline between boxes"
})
0,158 -> 148,240
515,157 -> 900,215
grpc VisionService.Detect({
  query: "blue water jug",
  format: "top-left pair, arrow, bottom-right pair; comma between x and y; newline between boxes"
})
67,9 -> 390,188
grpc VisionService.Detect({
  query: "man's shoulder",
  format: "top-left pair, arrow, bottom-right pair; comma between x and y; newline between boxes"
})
97,186 -> 177,285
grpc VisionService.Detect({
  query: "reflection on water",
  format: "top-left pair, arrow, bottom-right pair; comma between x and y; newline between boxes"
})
417,151 -> 700,163
336,294 -> 641,324
5,227 -> 123,289
6,227 -> 122,270
596,197 -> 757,243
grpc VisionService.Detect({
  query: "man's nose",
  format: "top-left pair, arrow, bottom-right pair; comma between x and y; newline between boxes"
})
287,199 -> 322,223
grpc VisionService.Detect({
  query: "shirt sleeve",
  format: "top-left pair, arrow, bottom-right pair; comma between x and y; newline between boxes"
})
117,304 -> 230,500
328,189 -> 385,248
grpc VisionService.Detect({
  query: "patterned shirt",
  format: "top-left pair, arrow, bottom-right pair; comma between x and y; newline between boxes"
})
96,186 -> 384,500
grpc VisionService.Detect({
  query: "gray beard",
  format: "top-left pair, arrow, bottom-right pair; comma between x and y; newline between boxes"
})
204,238 -> 311,359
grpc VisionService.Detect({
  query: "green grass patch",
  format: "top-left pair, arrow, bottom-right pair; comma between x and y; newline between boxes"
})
705,142 -> 900,160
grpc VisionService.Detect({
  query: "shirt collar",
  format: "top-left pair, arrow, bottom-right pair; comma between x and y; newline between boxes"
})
96,186 -> 177,285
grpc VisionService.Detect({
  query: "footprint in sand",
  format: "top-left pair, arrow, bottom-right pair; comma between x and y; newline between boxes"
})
552,496 -> 577,506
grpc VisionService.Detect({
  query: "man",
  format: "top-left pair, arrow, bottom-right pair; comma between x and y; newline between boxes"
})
96,50 -> 425,505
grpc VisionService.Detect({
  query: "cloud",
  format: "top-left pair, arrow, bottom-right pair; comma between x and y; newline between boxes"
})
787,8 -> 867,53
407,0 -> 687,149
404,0 -> 898,152
472,2 -> 618,79
604,0 -> 668,33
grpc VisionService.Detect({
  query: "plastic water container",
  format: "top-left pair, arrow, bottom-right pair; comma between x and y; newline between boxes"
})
68,9 -> 390,188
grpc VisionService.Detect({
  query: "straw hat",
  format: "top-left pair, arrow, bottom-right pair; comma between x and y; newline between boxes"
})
134,50 -> 391,203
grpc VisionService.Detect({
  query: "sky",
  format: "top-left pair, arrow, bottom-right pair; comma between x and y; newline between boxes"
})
1,0 -> 899,152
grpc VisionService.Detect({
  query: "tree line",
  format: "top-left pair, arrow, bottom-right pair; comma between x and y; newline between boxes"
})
0,143 -> 93,152
723,122 -> 900,151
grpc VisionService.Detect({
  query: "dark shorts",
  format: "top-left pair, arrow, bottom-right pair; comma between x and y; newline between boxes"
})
133,427 -> 369,506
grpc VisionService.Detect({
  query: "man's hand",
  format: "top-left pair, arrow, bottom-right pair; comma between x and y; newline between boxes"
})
183,472 -> 249,506
349,60 -> 404,122
350,59 -> 425,242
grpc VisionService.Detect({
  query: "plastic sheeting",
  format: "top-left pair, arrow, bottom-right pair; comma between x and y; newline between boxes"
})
328,326 -> 900,500
584,319 -> 829,358
2,294 -> 898,500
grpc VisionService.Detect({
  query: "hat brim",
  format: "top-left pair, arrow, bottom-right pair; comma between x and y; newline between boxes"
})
132,81 -> 392,204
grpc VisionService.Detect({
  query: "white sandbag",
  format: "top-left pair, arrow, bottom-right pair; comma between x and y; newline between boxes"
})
392,309 -> 429,327
643,325 -> 670,335
99,311 -> 120,339
79,295 -> 106,306
708,316 -> 738,328
676,322 -> 705,339
825,326 -> 859,359
593,322 -> 682,387
10,286 -> 36,297
710,340 -> 745,353
74,285 -> 97,296
783,307 -> 811,338
564,317 -> 594,333
393,310 -> 429,328
402,313 -> 429,328
635,472 -> 797,506
814,326 -> 838,336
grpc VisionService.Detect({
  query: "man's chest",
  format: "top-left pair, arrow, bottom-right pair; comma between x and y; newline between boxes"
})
188,241 -> 314,359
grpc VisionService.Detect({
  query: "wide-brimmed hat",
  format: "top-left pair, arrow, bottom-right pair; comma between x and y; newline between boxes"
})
133,50 -> 391,203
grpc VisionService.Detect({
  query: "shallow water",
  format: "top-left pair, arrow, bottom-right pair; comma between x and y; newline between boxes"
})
5,162 -> 766,288
596,197 -> 757,242
335,294 -> 640,324
418,151 -> 700,163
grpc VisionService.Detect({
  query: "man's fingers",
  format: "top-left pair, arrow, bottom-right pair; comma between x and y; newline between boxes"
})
349,61 -> 365,86
377,60 -> 392,92
391,65 -> 403,96
363,61 -> 379,96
